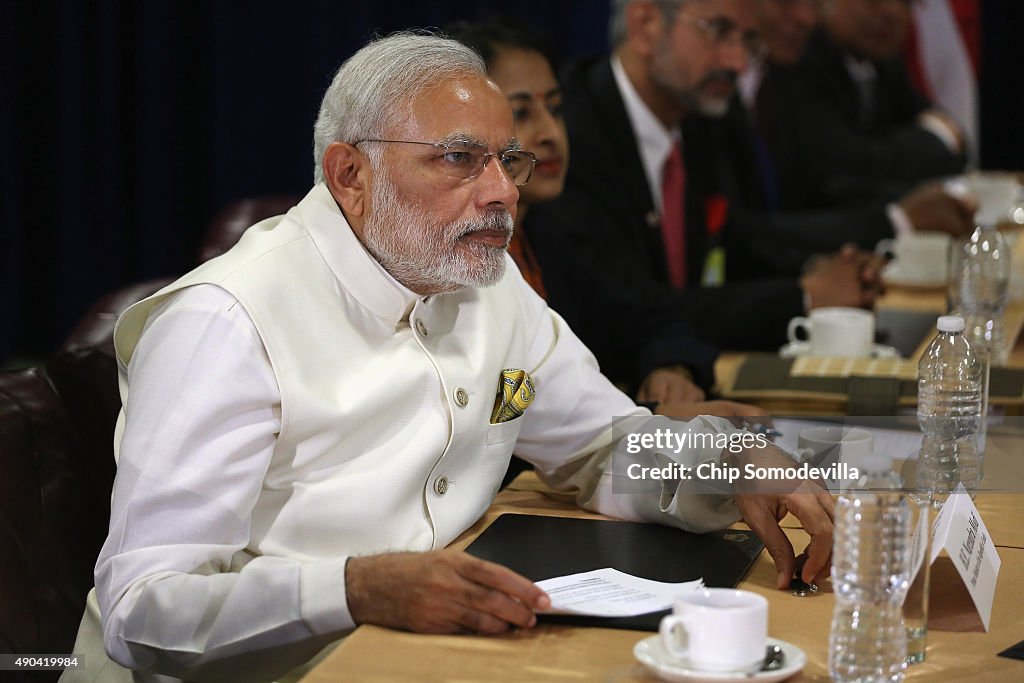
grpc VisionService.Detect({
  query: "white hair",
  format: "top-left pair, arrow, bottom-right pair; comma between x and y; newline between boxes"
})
609,0 -> 687,47
312,32 -> 486,183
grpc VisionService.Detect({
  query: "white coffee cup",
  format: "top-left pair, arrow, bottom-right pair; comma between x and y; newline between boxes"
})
794,425 -> 874,464
786,307 -> 874,357
659,588 -> 768,672
876,233 -> 951,282
946,173 -> 1022,224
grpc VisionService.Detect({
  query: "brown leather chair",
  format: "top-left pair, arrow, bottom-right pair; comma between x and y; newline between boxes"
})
45,278 -> 175,557
0,281 -> 175,674
0,368 -> 94,675
196,196 -> 297,264
43,196 -> 299,501
44,195 -> 298,480
47,279 -> 173,441
0,198 -> 297,667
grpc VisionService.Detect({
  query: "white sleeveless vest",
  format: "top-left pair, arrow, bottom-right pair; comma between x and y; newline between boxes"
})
113,184 -> 533,557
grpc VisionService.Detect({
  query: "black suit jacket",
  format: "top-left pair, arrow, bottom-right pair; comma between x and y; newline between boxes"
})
522,211 -> 719,393
757,28 -> 966,210
529,57 -> 810,351
532,58 -> 907,350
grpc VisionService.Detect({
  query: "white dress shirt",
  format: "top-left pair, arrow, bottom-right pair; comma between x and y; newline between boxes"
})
611,56 -> 681,215
70,185 -> 742,682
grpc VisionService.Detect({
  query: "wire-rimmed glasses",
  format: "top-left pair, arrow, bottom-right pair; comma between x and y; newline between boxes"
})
354,139 -> 538,186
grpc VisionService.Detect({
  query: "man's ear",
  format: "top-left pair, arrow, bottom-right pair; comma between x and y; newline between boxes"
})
626,0 -> 666,60
322,142 -> 370,217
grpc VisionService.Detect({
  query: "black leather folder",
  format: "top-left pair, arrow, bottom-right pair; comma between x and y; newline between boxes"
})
465,514 -> 764,631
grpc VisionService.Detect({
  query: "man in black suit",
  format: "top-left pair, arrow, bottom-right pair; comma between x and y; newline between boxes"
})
755,0 -> 966,210
737,0 -> 974,247
529,0 -> 881,351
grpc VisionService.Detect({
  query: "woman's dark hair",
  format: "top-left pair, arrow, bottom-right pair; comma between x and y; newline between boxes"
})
443,18 -> 560,73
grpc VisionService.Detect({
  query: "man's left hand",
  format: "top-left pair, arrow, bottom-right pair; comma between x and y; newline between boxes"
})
838,242 -> 886,303
728,445 -> 835,589
735,484 -> 835,589
801,246 -> 883,309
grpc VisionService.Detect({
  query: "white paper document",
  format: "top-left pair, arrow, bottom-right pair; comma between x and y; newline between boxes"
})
535,568 -> 702,617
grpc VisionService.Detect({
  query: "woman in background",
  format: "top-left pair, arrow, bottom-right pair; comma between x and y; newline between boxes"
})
447,20 -> 766,421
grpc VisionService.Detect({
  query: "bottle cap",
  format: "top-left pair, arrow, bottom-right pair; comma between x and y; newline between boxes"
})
937,315 -> 965,333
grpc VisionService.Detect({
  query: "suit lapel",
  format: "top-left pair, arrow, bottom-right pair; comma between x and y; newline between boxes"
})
586,60 -> 658,227
805,29 -> 863,131
575,58 -> 669,282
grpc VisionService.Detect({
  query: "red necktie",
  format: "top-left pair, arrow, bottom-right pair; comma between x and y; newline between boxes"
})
661,141 -> 687,289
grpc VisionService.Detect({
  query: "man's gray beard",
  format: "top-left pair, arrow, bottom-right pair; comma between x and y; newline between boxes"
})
361,170 -> 513,293
651,40 -> 733,118
696,96 -> 730,117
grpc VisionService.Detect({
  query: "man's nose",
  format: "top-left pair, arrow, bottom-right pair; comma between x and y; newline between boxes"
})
478,156 -> 520,209
721,43 -> 748,76
716,31 -> 750,74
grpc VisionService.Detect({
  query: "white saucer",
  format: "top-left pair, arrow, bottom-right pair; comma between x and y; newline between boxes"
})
633,636 -> 806,683
881,262 -> 947,288
779,341 -> 900,359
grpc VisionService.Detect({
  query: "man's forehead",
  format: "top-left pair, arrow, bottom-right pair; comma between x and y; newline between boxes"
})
696,0 -> 756,25
398,75 -> 516,147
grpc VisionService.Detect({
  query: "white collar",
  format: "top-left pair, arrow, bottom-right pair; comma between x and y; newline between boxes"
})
297,183 -> 422,325
738,56 -> 766,114
844,54 -> 877,85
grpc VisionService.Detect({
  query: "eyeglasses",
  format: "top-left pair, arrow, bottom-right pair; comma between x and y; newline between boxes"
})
676,12 -> 766,59
353,139 -> 537,186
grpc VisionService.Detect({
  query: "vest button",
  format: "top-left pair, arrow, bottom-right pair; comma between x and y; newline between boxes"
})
454,388 -> 469,407
415,319 -> 428,337
434,476 -> 449,496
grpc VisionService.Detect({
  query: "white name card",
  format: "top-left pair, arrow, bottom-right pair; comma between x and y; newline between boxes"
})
930,484 -> 1002,631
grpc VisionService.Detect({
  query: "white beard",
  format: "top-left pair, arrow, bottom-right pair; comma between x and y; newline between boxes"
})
361,168 -> 513,293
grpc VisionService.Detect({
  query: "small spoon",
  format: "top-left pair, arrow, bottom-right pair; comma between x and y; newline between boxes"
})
758,644 -> 786,673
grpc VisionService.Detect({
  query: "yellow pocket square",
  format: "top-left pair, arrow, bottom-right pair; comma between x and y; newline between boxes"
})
490,369 -> 535,424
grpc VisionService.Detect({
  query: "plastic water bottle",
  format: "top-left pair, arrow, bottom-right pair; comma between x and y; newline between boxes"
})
949,223 -> 1011,365
916,315 -> 984,506
829,454 -> 913,683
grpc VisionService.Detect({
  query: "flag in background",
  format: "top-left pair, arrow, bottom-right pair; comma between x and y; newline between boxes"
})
905,0 -> 981,165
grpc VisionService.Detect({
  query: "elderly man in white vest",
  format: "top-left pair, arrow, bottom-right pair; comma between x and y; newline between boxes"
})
64,32 -> 834,682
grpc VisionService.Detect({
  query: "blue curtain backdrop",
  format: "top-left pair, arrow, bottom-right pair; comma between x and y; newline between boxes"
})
1,0 -> 1020,364
0,0 -> 608,362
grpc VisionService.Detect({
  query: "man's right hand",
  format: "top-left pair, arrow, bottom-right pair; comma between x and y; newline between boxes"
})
899,182 -> 976,238
800,245 -> 882,309
345,550 -> 550,634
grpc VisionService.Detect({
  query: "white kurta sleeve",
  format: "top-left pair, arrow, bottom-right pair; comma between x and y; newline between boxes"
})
509,278 -> 742,532
97,285 -> 353,681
